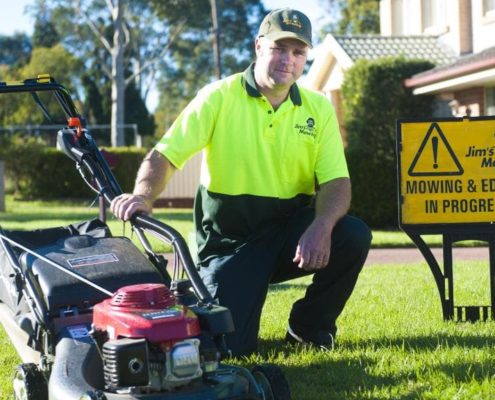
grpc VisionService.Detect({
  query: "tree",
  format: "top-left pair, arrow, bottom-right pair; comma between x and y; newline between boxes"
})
26,0 -> 266,143
0,45 -> 82,127
32,11 -> 60,48
29,0 -> 183,146
0,33 -> 32,67
320,0 -> 379,35
151,0 -> 266,135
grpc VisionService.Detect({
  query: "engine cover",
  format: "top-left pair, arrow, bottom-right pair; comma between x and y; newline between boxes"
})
93,283 -> 200,342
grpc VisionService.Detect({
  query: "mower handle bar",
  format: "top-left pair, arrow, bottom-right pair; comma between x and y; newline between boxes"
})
64,132 -> 215,305
0,75 -> 82,123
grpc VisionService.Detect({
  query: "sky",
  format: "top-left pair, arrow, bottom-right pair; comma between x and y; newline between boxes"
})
0,0 -> 330,37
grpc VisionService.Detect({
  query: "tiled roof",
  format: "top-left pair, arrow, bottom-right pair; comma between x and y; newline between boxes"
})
334,35 -> 456,66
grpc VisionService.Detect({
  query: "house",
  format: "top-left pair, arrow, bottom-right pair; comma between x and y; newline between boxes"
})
305,0 -> 495,128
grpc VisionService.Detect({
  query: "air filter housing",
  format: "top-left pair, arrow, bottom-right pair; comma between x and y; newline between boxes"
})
93,283 -> 200,342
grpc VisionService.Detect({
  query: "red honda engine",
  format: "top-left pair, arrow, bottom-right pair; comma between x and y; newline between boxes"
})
92,283 -> 205,393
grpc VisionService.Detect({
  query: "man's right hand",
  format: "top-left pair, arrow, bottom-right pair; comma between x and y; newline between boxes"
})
110,194 -> 152,221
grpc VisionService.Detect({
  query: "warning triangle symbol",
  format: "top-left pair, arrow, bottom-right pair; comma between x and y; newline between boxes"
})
408,122 -> 463,176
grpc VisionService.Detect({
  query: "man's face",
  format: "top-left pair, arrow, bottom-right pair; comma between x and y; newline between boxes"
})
255,37 -> 308,90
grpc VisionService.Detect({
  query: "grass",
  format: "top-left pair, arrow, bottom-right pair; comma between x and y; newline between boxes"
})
246,262 -> 495,399
0,196 -> 454,249
1,197 -> 494,399
0,196 -> 194,253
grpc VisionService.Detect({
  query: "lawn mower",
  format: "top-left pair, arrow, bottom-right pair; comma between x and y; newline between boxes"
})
0,75 -> 291,400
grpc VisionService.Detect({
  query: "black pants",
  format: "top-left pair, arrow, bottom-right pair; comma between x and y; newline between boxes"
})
199,211 -> 372,356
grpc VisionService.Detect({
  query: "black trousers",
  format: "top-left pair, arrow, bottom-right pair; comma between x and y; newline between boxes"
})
199,211 -> 372,356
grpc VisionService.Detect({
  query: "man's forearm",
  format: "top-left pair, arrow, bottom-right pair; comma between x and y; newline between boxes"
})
314,178 -> 351,230
133,149 -> 176,208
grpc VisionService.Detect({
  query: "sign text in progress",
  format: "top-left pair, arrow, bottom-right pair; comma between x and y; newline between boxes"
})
398,117 -> 495,225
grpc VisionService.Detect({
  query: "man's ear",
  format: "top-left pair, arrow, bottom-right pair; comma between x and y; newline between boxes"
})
254,37 -> 263,57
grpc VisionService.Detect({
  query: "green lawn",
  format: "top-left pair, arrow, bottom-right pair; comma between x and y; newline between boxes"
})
1,196 -> 441,249
1,197 -> 494,399
1,196 -> 194,253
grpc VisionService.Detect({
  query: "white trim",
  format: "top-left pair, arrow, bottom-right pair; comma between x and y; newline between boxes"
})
412,67 -> 495,94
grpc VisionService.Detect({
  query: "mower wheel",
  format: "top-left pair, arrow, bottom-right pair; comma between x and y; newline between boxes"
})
12,363 -> 48,400
251,364 -> 291,400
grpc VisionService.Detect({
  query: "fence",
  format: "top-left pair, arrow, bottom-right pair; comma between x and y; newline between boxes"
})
0,124 -> 140,147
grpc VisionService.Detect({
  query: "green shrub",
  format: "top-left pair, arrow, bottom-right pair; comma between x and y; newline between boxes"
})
0,135 -> 146,199
342,57 -> 435,228
0,135 -> 47,195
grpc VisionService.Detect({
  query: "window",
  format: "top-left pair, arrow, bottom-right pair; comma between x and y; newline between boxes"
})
422,0 -> 447,33
486,87 -> 495,115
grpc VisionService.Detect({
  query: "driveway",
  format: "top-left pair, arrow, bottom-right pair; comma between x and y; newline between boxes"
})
365,247 -> 489,265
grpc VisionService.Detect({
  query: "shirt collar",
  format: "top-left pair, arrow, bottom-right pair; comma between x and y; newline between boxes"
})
241,63 -> 302,106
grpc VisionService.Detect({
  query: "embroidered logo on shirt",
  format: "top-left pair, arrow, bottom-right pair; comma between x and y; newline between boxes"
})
295,118 -> 316,138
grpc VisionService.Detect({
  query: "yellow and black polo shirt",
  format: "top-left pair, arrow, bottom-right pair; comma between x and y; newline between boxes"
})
155,64 -> 348,261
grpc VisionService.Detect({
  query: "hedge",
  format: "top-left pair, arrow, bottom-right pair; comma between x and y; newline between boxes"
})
342,57 -> 435,228
0,135 -> 146,199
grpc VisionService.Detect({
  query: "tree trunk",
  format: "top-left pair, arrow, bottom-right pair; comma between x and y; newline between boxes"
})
209,0 -> 221,80
111,0 -> 126,147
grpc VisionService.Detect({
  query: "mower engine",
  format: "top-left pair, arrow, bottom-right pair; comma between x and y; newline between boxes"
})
92,283 -> 209,393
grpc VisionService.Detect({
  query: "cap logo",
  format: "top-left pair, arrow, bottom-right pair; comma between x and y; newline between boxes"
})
258,8 -> 313,47
283,16 -> 302,29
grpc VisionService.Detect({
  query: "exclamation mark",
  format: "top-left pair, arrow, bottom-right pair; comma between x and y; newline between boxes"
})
432,136 -> 438,169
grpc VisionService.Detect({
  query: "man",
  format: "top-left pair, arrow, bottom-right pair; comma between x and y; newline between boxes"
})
111,8 -> 371,356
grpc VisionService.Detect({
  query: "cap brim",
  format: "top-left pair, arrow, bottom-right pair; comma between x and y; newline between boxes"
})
262,31 -> 312,48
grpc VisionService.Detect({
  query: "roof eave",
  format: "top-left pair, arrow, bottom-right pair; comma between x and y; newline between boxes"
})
410,67 -> 495,95
405,57 -> 495,88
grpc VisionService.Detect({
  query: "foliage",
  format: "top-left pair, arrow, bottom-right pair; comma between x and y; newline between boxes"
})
25,0 -> 169,146
320,0 -> 380,34
0,135 -> 46,194
125,82 -> 156,138
342,57 -> 435,228
1,0 -> 268,142
32,18 -> 60,48
0,45 -> 82,130
0,138 -> 146,199
0,33 -> 32,68
151,0 -> 266,134
80,73 -> 156,146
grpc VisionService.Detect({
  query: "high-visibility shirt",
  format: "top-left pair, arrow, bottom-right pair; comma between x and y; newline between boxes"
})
155,64 -> 348,261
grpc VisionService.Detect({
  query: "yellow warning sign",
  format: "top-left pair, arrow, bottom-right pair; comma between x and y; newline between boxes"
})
408,123 -> 463,176
398,117 -> 495,225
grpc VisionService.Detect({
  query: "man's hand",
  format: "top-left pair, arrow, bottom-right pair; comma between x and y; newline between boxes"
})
110,194 -> 152,221
292,177 -> 351,270
293,217 -> 332,270
110,150 -> 176,221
